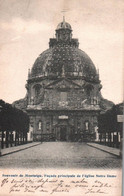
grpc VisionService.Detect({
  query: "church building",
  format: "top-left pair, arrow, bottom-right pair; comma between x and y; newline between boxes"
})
25,18 -> 104,142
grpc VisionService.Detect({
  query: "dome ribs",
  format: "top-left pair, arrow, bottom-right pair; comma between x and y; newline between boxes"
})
30,23 -> 98,83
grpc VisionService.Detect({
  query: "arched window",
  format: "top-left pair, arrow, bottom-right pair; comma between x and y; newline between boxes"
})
33,84 -> 42,97
85,84 -> 94,97
35,85 -> 41,96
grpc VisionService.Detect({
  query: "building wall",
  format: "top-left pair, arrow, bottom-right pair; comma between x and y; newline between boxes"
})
27,78 -> 101,109
28,110 -> 99,142
26,76 -> 101,142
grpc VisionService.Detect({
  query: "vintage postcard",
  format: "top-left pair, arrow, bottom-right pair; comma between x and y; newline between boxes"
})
0,0 -> 123,196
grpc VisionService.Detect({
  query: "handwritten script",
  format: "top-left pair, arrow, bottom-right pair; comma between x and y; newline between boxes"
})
0,177 -> 114,195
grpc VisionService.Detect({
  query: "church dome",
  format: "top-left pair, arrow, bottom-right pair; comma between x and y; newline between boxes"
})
30,20 -> 98,82
31,46 -> 97,79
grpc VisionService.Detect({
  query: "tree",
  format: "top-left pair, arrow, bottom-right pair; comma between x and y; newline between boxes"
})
0,99 -> 29,148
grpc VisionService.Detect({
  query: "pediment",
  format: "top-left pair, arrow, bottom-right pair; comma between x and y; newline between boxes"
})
46,78 -> 81,89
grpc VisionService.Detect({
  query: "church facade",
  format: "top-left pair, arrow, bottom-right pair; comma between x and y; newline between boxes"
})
26,18 -> 103,142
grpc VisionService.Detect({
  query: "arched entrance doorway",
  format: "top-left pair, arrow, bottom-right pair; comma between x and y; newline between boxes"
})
54,119 -> 74,141
60,126 -> 67,141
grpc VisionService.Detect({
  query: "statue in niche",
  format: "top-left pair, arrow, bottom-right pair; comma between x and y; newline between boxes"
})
85,121 -> 89,130
38,121 -> 42,130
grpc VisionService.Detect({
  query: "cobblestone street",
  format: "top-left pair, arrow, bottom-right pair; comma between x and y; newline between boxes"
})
0,142 -> 121,169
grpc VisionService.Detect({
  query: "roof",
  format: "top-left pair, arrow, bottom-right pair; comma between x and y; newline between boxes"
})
31,44 -> 97,80
30,20 -> 98,82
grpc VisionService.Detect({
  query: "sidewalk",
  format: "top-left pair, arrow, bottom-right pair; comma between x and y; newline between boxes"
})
87,143 -> 120,157
0,142 -> 41,156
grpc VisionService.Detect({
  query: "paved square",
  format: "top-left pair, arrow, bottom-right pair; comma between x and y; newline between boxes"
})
0,142 -> 121,169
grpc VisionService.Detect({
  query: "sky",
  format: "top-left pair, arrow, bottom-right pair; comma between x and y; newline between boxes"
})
0,0 -> 124,104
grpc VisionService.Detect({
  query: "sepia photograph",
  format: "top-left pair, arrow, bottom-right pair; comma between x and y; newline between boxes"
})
0,0 -> 123,195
